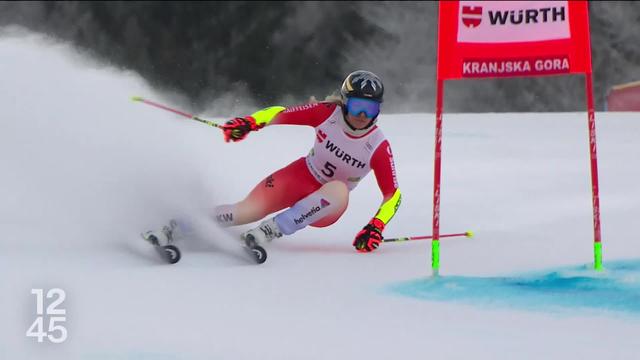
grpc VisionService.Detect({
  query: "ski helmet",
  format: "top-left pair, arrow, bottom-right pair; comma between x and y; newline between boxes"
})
340,70 -> 384,103
339,70 -> 384,136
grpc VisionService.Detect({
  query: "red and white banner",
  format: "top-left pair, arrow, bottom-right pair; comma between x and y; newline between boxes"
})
431,1 -> 602,273
438,1 -> 592,79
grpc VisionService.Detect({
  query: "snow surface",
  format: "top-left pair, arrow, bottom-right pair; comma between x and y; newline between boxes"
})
2,29 -> 640,360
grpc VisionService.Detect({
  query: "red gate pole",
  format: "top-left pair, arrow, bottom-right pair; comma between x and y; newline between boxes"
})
585,73 -> 603,270
432,79 -> 444,276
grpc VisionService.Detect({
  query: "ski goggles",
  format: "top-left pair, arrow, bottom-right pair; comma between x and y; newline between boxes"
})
346,97 -> 381,118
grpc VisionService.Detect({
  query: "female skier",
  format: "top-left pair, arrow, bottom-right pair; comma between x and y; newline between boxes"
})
214,70 -> 401,253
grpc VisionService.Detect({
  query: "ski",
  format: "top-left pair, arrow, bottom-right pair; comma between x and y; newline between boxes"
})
141,220 -> 182,264
141,219 -> 267,265
241,233 -> 268,264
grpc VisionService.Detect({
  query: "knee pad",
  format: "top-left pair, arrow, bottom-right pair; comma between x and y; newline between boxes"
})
275,181 -> 348,235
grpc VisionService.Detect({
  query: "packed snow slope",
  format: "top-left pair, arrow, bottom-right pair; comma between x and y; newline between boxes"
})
2,29 -> 640,360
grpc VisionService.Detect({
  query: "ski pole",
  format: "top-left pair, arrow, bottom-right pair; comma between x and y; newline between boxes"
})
131,96 -> 221,129
383,231 -> 473,243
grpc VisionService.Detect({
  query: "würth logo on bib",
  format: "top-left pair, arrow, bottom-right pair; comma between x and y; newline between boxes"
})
324,140 -> 366,168
461,6 -> 482,28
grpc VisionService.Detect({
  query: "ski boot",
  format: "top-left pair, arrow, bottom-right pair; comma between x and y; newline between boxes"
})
240,217 -> 283,264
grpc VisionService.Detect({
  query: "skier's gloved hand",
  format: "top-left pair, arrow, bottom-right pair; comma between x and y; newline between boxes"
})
221,116 -> 263,143
353,218 -> 385,253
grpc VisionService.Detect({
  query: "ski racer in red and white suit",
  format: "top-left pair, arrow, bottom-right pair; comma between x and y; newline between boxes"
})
215,71 -> 401,252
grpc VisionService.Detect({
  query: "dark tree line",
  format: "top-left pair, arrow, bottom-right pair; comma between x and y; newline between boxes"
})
1,1 -> 638,112
0,1 -> 389,110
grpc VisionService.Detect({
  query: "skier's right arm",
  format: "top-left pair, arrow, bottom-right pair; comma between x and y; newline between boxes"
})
221,102 -> 338,142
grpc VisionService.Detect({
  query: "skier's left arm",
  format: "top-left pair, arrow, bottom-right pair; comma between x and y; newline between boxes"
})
220,106 -> 286,143
221,103 -> 335,142
353,141 -> 402,252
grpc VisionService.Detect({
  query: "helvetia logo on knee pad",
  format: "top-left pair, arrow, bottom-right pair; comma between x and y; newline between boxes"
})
294,199 -> 330,225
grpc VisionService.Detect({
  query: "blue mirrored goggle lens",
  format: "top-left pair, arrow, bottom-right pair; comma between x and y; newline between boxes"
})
346,98 -> 380,118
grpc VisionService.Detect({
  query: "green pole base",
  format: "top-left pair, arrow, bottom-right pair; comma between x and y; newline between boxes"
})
431,239 -> 440,276
594,242 -> 603,271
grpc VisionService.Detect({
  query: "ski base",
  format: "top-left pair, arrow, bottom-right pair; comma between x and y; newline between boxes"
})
141,220 -> 268,265
154,243 -> 182,264
242,233 -> 267,264
141,221 -> 181,264
243,244 -> 267,264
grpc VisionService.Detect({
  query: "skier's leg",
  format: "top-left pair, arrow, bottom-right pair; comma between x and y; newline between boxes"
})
241,180 -> 349,244
214,157 -> 322,227
273,180 -> 349,235
309,197 -> 348,228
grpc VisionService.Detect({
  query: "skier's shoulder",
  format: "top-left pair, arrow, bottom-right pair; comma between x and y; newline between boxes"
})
365,127 -> 395,160
279,99 -> 341,128
283,100 -> 339,114
367,125 -> 388,144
